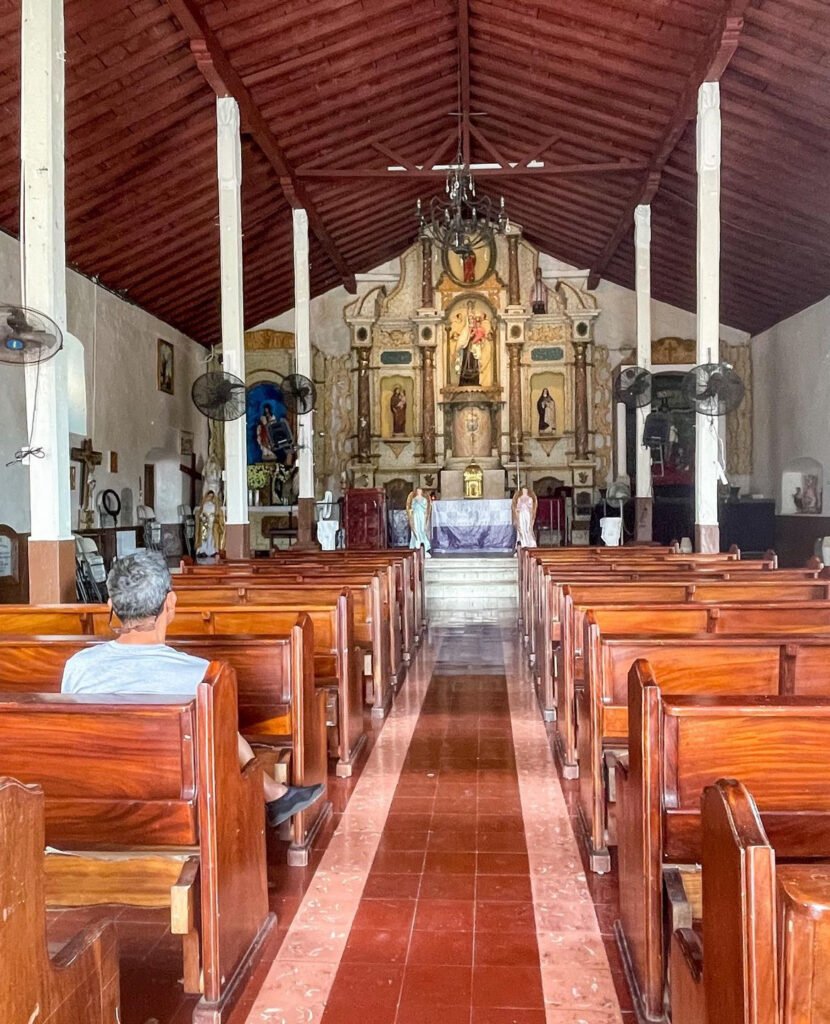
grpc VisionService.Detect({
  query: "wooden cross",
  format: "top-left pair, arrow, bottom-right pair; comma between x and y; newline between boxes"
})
70,438 -> 102,511
179,452 -> 203,508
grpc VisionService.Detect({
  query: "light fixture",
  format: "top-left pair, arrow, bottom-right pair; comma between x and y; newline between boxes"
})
415,145 -> 508,257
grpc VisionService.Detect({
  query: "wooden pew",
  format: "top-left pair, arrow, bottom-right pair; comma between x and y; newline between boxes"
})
185,555 -> 411,678
0,776 -> 121,1024
578,631 -> 830,872
171,589 -> 366,770
0,597 -> 368,773
174,576 -> 394,716
0,662 -> 274,1023
670,778 -> 830,1024
616,660 -> 830,1023
551,589 -> 830,773
0,626 -> 330,865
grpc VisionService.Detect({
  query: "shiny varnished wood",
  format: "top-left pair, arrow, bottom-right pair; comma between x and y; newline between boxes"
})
0,663 -> 274,1023
0,777 -> 121,1024
617,664 -> 830,1022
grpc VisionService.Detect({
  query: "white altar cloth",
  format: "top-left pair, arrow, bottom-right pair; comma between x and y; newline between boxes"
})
431,499 -> 515,552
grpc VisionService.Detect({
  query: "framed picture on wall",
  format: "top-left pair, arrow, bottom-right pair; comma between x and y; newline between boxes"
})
157,339 -> 174,395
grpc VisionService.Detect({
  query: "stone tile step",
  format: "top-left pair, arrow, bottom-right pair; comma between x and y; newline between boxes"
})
427,586 -> 518,601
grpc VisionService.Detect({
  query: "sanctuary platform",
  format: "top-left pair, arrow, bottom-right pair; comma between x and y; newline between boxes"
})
425,554 -> 518,625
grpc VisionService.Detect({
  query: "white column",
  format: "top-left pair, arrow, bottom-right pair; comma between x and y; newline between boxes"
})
216,96 -> 247,530
293,208 -> 314,500
21,0 -> 70,541
634,204 -> 652,498
695,81 -> 721,551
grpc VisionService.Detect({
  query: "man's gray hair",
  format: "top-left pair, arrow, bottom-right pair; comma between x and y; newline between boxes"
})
107,551 -> 172,623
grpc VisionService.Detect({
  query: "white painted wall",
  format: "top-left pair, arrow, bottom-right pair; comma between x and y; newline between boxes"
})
751,293 -> 830,510
0,229 -> 206,532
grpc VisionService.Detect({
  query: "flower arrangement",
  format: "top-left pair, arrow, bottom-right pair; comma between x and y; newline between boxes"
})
247,463 -> 271,490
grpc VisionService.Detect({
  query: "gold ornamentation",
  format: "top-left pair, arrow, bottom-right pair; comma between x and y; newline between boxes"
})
722,341 -> 752,476
591,343 -> 614,486
385,441 -> 409,459
463,462 -> 484,498
526,323 -> 568,345
244,329 -> 295,350
652,336 -> 696,365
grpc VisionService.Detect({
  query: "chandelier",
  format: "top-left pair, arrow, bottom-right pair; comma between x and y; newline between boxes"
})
415,149 -> 508,257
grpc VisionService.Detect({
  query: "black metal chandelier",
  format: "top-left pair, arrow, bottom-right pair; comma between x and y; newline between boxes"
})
415,151 -> 508,257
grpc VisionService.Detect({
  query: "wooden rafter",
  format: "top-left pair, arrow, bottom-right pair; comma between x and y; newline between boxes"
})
586,0 -> 751,290
458,0 -> 471,165
295,161 -> 649,179
165,0 -> 356,293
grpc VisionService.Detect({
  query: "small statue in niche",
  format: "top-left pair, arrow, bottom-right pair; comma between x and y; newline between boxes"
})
462,250 -> 477,283
530,266 -> 547,314
390,386 -> 407,435
802,475 -> 821,513
537,387 -> 556,433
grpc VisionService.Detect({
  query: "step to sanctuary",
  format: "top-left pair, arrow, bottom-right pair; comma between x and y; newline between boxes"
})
425,554 -> 518,624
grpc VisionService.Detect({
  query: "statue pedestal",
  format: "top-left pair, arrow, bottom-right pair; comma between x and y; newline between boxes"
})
440,469 -> 506,500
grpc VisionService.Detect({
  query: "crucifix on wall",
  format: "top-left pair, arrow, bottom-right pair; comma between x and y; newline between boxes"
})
70,438 -> 102,530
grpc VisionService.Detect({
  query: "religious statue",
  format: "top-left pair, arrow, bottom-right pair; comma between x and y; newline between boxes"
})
512,486 -> 538,550
450,300 -> 494,387
256,404 -> 279,461
462,250 -> 477,283
195,489 -> 226,558
536,387 -> 556,433
390,385 -> 407,435
530,266 -> 547,313
406,487 -> 432,557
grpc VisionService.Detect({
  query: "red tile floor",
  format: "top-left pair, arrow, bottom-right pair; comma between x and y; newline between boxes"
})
46,625 -> 632,1024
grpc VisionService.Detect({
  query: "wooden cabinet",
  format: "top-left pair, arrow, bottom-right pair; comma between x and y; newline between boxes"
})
344,489 -> 388,549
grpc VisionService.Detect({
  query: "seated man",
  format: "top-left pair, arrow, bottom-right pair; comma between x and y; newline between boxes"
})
61,551 -> 323,828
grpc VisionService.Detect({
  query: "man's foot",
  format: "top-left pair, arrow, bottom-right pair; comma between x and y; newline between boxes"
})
267,784 -> 325,827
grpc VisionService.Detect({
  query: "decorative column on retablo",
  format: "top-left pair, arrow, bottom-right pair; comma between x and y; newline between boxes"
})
507,232 -> 521,307
22,0 -> 74,601
634,203 -> 653,543
501,310 -> 529,467
413,313 -> 441,475
419,235 -> 434,309
566,308 -> 600,548
356,346 -> 372,463
695,81 -> 722,554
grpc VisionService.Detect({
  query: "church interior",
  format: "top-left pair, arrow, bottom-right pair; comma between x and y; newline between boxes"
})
1,1 -> 830,1022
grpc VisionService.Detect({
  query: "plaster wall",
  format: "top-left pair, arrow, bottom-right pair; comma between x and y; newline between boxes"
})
751,293 -> 830,510
0,229 -> 206,532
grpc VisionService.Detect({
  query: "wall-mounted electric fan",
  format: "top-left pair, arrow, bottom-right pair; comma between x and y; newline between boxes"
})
191,370 -> 247,421
614,366 -> 652,409
0,304 -> 63,365
682,362 -> 745,417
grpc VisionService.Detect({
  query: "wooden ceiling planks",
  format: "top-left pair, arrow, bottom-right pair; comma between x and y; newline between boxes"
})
0,0 -> 823,343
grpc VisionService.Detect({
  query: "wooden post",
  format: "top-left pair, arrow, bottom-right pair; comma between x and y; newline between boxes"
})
695,81 -> 721,554
293,209 -> 320,549
22,0 -> 75,602
216,96 -> 249,559
634,204 -> 653,542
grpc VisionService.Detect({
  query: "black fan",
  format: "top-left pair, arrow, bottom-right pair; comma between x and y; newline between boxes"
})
614,366 -> 652,409
266,416 -> 297,453
191,370 -> 246,421
280,373 -> 317,415
682,362 -> 745,417
0,304 -> 62,364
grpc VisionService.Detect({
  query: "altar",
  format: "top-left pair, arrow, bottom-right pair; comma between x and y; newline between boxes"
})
431,498 -> 515,553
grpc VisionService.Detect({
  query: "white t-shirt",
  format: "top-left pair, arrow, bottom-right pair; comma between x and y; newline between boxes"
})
61,641 -> 209,698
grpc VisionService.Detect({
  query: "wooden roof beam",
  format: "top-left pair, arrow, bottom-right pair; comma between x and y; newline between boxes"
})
459,0 -> 471,165
165,0 -> 356,294
587,0 -> 750,290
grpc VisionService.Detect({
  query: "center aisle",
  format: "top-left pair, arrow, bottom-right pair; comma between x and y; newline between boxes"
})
246,625 -> 625,1024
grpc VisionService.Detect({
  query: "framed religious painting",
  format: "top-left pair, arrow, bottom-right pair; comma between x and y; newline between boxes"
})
157,339 -> 174,395
442,236 -> 496,288
446,295 -> 497,388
